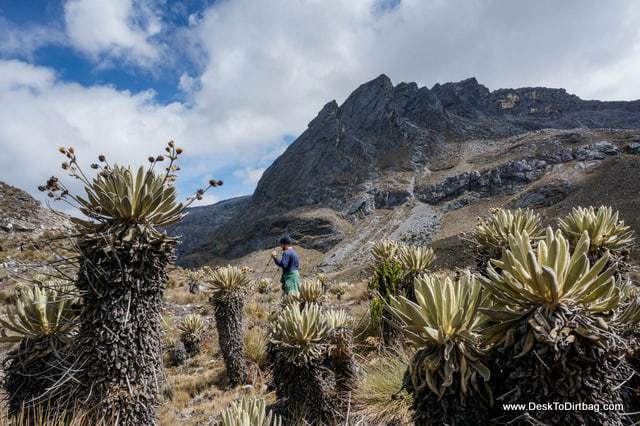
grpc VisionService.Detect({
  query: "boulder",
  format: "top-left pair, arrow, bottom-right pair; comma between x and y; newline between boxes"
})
626,142 -> 640,154
512,180 -> 572,208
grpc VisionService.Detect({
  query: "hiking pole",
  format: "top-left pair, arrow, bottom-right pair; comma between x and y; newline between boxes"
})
257,250 -> 274,281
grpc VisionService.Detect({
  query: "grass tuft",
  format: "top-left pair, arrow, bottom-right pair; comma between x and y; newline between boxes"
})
352,349 -> 414,425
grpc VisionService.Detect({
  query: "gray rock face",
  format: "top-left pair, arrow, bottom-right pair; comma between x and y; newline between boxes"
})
511,180 -> 573,209
250,76 -> 640,218
574,141 -> 619,160
416,159 -> 549,205
181,74 -> 640,263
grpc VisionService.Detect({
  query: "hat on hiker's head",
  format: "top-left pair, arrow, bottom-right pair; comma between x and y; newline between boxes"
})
279,235 -> 293,245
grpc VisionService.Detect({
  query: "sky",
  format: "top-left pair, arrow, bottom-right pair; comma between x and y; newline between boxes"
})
1,0 -> 640,209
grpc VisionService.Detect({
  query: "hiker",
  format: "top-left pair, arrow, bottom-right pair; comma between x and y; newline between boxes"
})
271,236 -> 300,295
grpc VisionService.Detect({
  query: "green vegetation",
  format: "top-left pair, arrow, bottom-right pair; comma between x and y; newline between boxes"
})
219,398 -> 281,426
471,207 -> 544,263
479,228 -> 630,425
270,304 -> 336,423
297,278 -> 324,306
1,280 -> 79,415
29,142 -> 221,425
388,272 -> 491,423
558,205 -> 635,255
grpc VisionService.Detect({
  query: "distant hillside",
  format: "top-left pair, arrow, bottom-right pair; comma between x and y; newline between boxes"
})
168,196 -> 251,258
0,181 -> 70,234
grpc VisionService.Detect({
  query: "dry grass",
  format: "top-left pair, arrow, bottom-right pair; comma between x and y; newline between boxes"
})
160,352 -> 273,426
245,301 -> 268,322
244,327 -> 269,367
165,286 -> 209,305
0,404 -> 116,426
352,349 -> 414,425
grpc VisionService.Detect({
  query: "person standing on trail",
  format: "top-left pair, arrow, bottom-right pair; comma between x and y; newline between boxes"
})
271,236 -> 300,295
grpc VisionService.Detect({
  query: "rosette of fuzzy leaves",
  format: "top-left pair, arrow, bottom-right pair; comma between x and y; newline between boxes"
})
297,279 -> 324,306
396,245 -> 436,275
270,304 -> 329,366
324,309 -> 351,331
220,398 -> 282,426
396,244 -> 436,303
388,272 -> 490,399
480,228 -> 619,349
256,278 -> 272,294
202,266 -> 251,301
72,165 -> 185,241
177,314 -> 205,357
371,240 -> 399,263
0,283 -> 78,344
471,208 -> 544,263
387,272 -> 492,424
1,281 -> 80,415
479,228 -> 629,425
558,206 -> 634,255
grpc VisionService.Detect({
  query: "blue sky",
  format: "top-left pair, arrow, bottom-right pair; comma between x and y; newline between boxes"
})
1,0 -> 640,209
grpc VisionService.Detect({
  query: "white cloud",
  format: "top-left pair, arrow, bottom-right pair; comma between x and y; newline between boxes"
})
178,72 -> 198,92
0,59 -> 186,204
0,60 -> 57,91
3,0 -> 640,209
233,167 -> 265,187
64,0 -> 161,65
0,17 -> 66,59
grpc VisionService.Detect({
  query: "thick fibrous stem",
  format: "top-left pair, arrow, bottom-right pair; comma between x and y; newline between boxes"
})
411,385 -> 492,426
382,313 -> 401,348
406,347 -> 492,426
3,337 -> 68,416
329,327 -> 357,396
491,313 -> 630,426
213,292 -> 248,387
272,357 -> 338,425
71,236 -> 170,425
181,335 -> 201,358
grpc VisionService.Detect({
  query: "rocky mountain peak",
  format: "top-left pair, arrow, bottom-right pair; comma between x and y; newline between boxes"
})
178,75 -> 640,265
339,73 -> 395,130
431,77 -> 490,117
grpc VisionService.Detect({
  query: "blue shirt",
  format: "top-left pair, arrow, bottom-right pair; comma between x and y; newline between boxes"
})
274,248 -> 300,273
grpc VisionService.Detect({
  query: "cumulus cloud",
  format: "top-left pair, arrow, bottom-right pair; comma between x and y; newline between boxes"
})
2,0 -> 640,208
0,59 -> 186,203
64,0 -> 162,65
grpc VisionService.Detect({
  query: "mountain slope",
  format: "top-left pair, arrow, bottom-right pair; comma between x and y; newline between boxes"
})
177,75 -> 640,268
168,196 -> 251,258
